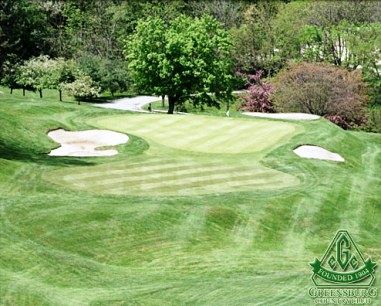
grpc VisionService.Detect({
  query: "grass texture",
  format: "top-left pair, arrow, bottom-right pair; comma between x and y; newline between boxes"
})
0,87 -> 380,305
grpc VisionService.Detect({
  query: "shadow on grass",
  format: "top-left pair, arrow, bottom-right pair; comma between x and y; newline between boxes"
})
0,142 -> 96,166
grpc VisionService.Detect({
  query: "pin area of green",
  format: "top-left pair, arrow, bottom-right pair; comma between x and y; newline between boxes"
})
0,88 -> 380,305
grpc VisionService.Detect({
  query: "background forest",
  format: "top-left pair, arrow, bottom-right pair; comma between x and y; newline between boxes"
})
1,0 -> 381,130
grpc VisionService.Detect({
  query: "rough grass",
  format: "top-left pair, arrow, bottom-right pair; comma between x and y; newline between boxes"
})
0,87 -> 380,305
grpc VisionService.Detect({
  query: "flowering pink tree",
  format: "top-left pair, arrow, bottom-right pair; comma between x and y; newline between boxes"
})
237,70 -> 274,113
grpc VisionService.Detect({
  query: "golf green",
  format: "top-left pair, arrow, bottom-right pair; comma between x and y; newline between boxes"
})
44,114 -> 302,196
89,114 -> 300,154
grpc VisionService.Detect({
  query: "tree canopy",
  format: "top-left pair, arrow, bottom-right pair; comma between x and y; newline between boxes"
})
125,15 -> 235,114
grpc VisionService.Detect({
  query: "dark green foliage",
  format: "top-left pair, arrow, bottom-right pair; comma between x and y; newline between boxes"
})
232,1 -> 284,75
0,0 -> 53,65
125,15 -> 235,113
0,58 -> 21,92
76,53 -> 131,96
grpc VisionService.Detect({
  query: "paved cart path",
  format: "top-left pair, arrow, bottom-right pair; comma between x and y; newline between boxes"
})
94,95 -> 160,112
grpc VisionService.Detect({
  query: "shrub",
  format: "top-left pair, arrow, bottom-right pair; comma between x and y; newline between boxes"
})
63,75 -> 100,102
272,62 -> 369,129
237,70 -> 274,113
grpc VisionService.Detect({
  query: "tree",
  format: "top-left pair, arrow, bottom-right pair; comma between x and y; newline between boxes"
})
0,58 -> 21,94
75,53 -> 131,96
49,58 -> 80,101
186,0 -> 246,29
232,1 -> 284,75
271,1 -> 311,66
308,1 -> 381,27
16,55 -> 54,98
272,62 -> 369,129
270,1 -> 381,69
0,0 -> 53,68
13,56 -> 81,100
63,75 -> 100,103
125,15 -> 235,114
139,0 -> 186,24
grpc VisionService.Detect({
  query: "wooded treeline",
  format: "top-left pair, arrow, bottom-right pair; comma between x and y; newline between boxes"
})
1,0 -> 381,128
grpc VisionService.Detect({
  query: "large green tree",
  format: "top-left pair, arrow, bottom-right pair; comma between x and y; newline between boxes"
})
232,1 -> 284,75
125,15 -> 235,114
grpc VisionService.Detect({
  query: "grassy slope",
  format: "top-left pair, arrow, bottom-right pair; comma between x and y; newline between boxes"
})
0,88 -> 380,305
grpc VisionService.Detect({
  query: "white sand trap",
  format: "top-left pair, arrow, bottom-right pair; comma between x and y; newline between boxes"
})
243,112 -> 320,120
48,129 -> 128,157
294,145 -> 344,162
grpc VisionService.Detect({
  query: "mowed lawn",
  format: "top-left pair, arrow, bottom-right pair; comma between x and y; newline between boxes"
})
46,114 -> 300,196
0,88 -> 380,305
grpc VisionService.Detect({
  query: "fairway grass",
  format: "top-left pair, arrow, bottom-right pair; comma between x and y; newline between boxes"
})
46,157 -> 299,196
1,88 -> 380,305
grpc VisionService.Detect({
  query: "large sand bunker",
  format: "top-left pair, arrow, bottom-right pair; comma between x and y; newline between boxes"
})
48,129 -> 129,157
294,145 -> 344,162
243,112 -> 320,120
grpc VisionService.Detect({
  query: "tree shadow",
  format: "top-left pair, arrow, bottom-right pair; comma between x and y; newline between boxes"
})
0,141 -> 96,166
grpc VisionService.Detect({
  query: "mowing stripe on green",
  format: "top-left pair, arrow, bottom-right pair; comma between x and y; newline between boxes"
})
89,114 -> 301,154
44,114 -> 303,196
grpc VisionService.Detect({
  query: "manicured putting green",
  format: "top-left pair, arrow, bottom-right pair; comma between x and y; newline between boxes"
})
89,114 -> 301,154
46,114 -> 302,196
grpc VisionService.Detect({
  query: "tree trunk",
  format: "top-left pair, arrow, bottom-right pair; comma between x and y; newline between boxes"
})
59,89 -> 62,102
161,95 -> 165,108
167,96 -> 177,114
23,88 -> 25,96
10,88 -> 13,94
39,89 -> 43,98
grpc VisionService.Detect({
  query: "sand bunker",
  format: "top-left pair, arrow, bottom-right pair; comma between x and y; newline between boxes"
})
294,145 -> 344,162
243,112 -> 320,120
48,129 -> 128,157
